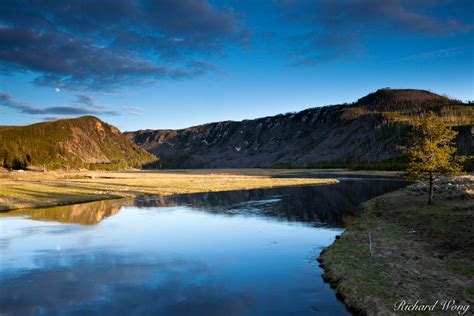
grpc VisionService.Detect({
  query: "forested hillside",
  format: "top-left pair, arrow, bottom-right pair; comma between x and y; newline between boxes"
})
1,116 -> 156,170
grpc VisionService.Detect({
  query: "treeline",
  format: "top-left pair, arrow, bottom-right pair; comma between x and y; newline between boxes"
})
1,152 -> 150,171
344,104 -> 474,127
1,151 -> 29,170
273,157 -> 473,172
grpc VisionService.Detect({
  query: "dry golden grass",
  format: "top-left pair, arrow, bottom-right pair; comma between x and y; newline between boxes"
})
0,169 -> 338,211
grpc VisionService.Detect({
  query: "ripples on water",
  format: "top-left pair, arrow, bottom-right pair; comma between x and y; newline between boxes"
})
0,179 -> 408,315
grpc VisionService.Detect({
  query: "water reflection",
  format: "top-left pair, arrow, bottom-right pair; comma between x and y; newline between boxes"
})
136,179 -> 408,227
0,207 -> 349,315
1,179 -> 408,227
0,199 -> 124,225
0,179 -> 408,315
1,252 -> 253,316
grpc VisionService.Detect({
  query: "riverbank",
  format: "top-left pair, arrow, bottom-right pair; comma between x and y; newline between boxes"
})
0,169 -> 338,211
318,176 -> 473,315
141,168 -> 404,178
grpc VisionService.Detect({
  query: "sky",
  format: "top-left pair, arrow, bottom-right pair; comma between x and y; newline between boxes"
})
0,0 -> 473,131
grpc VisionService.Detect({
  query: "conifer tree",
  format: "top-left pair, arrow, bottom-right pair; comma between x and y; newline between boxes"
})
406,113 -> 464,204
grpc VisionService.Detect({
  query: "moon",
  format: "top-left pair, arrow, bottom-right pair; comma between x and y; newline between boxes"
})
55,88 -> 60,92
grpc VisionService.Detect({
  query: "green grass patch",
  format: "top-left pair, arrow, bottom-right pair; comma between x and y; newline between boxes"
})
319,189 -> 473,315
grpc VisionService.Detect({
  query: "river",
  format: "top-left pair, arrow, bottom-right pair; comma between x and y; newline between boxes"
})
0,178 -> 408,315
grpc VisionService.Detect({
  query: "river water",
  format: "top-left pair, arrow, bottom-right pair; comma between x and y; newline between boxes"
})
0,179 -> 408,315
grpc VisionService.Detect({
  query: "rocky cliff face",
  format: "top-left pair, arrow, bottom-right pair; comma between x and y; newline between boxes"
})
126,89 -> 473,168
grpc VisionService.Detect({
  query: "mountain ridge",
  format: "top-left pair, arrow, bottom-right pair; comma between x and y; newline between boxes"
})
125,89 -> 473,169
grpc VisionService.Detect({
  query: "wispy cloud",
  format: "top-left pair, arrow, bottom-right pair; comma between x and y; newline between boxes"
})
276,0 -> 473,66
0,92 -> 119,116
395,47 -> 469,62
75,94 -> 101,108
42,116 -> 61,122
0,92 -> 45,114
122,106 -> 143,116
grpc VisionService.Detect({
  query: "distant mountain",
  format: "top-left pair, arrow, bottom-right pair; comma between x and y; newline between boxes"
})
125,89 -> 473,169
0,116 -> 156,170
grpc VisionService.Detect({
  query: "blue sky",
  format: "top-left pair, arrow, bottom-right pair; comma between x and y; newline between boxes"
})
0,0 -> 473,131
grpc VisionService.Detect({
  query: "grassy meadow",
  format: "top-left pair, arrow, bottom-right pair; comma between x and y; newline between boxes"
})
319,186 -> 473,315
0,169 -> 342,211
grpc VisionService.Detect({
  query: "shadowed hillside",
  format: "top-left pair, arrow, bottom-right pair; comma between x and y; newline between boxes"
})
126,89 -> 473,169
0,116 -> 157,170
